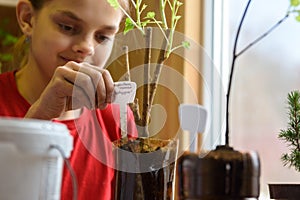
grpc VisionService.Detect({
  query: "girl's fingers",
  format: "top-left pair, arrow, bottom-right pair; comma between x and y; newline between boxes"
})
80,62 -> 107,108
101,69 -> 114,103
64,61 -> 114,110
55,66 -> 94,109
27,61 -> 114,119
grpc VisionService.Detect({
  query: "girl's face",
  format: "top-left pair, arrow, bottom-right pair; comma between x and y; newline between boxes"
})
28,0 -> 123,79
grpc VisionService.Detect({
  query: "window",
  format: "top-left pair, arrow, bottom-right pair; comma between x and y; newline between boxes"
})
223,0 -> 300,199
202,0 -> 228,149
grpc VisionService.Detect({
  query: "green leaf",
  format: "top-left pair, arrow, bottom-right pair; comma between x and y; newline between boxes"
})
176,1 -> 183,7
296,14 -> 300,21
141,20 -> 150,27
141,4 -> 148,12
107,0 -> 120,9
146,12 -> 155,19
124,18 -> 135,34
175,16 -> 182,21
3,34 -> 18,46
291,0 -> 300,7
0,53 -> 13,62
182,41 -> 190,49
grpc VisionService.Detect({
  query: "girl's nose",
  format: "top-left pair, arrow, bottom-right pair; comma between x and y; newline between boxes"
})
72,36 -> 95,57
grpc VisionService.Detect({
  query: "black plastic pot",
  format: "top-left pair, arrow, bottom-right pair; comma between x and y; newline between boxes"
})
268,183 -> 300,200
177,145 -> 261,200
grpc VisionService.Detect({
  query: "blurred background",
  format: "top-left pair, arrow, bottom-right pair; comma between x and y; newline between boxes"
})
226,0 -> 300,199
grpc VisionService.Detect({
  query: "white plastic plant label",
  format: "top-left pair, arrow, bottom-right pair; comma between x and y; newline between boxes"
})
179,104 -> 208,153
112,81 -> 136,104
113,81 -> 137,138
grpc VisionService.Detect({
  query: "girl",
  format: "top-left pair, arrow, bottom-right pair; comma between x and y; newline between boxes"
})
0,0 -> 135,199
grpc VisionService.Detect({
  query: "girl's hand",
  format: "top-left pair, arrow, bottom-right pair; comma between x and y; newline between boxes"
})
25,61 -> 114,120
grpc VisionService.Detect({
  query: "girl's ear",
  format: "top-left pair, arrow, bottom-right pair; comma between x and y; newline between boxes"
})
16,0 -> 34,37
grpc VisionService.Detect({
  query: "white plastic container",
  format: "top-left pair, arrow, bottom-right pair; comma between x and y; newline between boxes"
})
0,117 -> 73,200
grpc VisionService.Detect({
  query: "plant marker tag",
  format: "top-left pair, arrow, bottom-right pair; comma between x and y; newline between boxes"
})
112,81 -> 137,138
179,104 -> 207,153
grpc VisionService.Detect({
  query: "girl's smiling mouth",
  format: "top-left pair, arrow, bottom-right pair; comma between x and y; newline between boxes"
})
60,56 -> 83,63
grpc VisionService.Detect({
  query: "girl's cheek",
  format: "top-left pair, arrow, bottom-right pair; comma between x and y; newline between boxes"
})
52,35 -> 73,49
92,44 -> 114,67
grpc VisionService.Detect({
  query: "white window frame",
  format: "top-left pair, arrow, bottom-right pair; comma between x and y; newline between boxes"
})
202,0 -> 229,148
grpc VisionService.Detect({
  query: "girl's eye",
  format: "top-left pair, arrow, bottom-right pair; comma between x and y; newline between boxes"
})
95,33 -> 111,44
58,23 -> 76,33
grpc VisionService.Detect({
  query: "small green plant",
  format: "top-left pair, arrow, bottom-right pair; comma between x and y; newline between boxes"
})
278,90 -> 300,172
107,0 -> 189,133
108,0 -> 189,57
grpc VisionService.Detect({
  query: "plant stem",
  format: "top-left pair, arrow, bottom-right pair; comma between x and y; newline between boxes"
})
165,0 -> 177,58
123,46 -> 131,81
122,45 -> 142,126
236,13 -> 289,57
226,0 -> 252,145
142,28 -> 152,131
130,0 -> 136,8
226,0 -> 290,145
148,30 -> 170,116
136,0 -> 142,27
160,0 -> 168,29
122,7 -> 145,34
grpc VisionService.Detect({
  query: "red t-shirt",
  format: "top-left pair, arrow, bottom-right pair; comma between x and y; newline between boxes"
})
0,71 -> 137,200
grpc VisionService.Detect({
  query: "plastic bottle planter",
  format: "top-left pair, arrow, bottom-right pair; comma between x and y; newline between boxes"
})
113,137 -> 178,200
177,145 -> 261,200
0,118 -> 73,200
